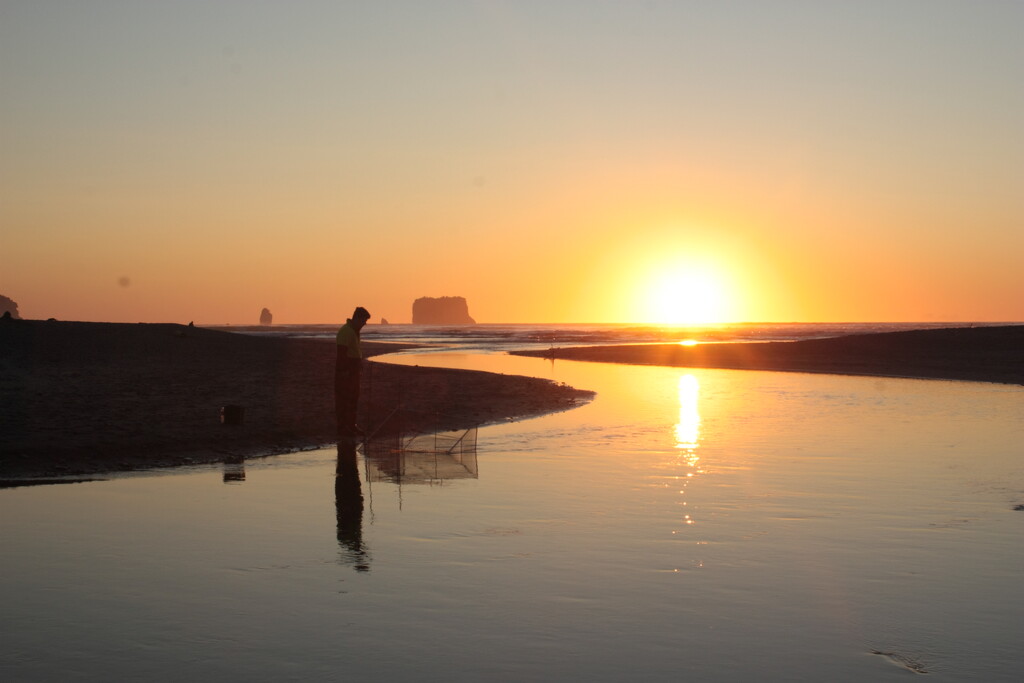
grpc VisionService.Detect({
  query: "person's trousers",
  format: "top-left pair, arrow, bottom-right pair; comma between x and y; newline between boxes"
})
334,368 -> 361,433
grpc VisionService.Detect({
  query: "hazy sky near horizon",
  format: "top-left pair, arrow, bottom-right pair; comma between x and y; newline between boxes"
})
2,0 -> 1021,324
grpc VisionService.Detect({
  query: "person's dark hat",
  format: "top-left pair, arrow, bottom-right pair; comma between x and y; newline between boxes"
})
352,306 -> 371,321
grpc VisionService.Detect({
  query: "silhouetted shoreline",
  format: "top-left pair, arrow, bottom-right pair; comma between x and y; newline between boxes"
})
0,320 -> 592,482
513,325 -> 1024,386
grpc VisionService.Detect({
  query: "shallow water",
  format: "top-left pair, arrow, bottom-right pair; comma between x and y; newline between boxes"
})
2,352 -> 1022,681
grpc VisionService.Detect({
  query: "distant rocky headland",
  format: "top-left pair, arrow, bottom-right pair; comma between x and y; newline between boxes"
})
1,295 -> 21,319
412,296 -> 476,325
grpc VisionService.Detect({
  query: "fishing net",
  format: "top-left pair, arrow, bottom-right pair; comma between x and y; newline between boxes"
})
362,413 -> 479,484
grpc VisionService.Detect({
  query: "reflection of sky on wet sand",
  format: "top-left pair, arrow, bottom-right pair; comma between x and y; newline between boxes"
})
2,352 -> 1023,681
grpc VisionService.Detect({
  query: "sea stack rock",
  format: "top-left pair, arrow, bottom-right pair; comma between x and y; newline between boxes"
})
259,308 -> 273,326
412,296 -> 476,324
0,294 -> 20,319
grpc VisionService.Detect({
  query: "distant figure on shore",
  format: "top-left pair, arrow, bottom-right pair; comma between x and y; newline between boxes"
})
335,306 -> 371,437
259,307 -> 273,326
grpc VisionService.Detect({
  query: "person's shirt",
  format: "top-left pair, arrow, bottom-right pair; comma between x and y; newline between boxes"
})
336,320 -> 362,366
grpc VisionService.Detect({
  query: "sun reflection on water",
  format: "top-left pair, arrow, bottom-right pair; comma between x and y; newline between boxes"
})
675,374 -> 701,456
673,374 -> 702,528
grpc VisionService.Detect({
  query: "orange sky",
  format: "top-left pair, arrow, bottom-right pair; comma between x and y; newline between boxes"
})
3,2 -> 1021,324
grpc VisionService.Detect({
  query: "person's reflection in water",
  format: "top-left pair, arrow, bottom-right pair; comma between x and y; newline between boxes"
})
336,438 -> 370,572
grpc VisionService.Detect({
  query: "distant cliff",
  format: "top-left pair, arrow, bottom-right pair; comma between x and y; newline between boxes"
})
412,296 -> 476,325
259,308 -> 273,325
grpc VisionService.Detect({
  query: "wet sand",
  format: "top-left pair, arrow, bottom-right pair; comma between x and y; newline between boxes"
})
0,320 -> 592,481
513,325 -> 1024,386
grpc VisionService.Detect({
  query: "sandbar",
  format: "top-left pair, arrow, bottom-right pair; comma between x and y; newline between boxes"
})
513,325 -> 1024,385
0,320 -> 592,482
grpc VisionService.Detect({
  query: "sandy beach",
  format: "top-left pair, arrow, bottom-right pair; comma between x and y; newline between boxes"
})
0,320 -> 592,481
514,325 -> 1024,386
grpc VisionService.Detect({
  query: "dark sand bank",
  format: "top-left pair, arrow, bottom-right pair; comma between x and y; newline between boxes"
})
0,320 -> 592,481
513,325 -> 1024,386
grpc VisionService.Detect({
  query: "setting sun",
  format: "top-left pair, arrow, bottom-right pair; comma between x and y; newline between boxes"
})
641,265 -> 734,325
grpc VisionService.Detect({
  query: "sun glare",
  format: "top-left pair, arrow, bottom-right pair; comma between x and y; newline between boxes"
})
643,266 -> 732,325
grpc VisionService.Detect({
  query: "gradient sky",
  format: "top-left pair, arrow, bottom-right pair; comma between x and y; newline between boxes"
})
2,1 -> 1021,324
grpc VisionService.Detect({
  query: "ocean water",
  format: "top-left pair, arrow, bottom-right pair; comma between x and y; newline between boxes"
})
221,321 -> 1002,352
2,331 -> 1022,681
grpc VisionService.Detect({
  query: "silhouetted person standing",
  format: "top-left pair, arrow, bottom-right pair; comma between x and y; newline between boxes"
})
335,306 -> 371,436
